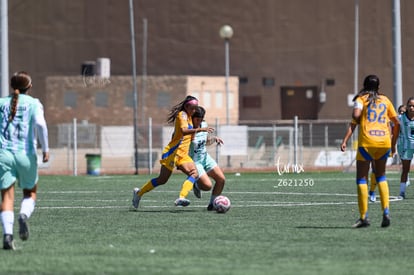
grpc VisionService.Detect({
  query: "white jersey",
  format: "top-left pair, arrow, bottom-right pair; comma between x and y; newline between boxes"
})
189,121 -> 208,162
398,113 -> 414,150
0,94 -> 49,155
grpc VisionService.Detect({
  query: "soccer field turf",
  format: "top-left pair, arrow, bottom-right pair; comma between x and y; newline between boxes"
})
1,171 -> 413,274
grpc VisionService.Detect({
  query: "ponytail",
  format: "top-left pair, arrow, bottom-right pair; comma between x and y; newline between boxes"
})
8,89 -> 20,122
8,71 -> 32,122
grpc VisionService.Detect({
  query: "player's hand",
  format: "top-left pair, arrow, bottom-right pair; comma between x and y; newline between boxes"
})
391,146 -> 396,155
43,152 -> 50,163
391,153 -> 399,165
340,143 -> 346,152
204,127 -> 215,133
215,137 -> 224,145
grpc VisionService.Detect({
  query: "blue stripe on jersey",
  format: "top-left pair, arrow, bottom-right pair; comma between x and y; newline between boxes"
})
358,147 -> 373,161
161,139 -> 182,159
379,149 -> 391,160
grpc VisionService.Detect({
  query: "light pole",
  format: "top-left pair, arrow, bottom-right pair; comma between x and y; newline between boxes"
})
219,25 -> 233,125
0,0 -> 9,97
129,0 -> 139,174
220,25 -> 233,168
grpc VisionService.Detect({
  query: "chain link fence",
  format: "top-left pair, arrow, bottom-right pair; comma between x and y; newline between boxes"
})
41,119 -> 357,175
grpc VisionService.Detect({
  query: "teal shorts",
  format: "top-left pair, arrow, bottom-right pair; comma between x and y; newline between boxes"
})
195,154 -> 218,177
398,147 -> 414,161
0,149 -> 39,190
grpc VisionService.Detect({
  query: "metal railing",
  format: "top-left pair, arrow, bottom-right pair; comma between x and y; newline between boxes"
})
43,118 -> 354,174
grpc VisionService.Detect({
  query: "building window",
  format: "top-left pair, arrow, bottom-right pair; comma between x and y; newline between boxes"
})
157,92 -> 170,108
192,91 -> 200,101
239,76 -> 248,84
242,96 -> 261,108
229,91 -> 234,108
64,91 -> 77,108
124,91 -> 134,108
215,91 -> 223,108
262,77 -> 275,87
95,91 -> 108,107
203,91 -> 211,108
326,78 -> 335,86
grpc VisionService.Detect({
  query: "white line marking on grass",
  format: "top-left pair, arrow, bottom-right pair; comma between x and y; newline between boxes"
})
35,190 -> 403,210
237,202 -> 358,207
231,191 -> 358,196
37,206 -> 128,209
37,198 -> 411,210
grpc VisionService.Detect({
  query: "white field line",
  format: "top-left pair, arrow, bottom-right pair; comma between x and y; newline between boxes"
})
35,191 -> 404,209
40,190 -> 356,196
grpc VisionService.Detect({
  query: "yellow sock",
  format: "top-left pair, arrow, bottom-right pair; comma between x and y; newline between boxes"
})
179,180 -> 194,199
138,178 -> 157,197
370,172 -> 377,192
357,181 -> 368,220
378,180 -> 390,213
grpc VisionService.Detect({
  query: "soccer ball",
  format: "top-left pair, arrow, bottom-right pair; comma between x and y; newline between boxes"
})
213,195 -> 231,213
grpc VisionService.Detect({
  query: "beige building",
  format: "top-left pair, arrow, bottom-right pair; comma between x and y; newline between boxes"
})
45,75 -> 239,126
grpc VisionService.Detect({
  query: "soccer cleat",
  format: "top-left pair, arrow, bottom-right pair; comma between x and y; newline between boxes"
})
3,234 -> 16,250
381,214 -> 391,227
174,198 -> 190,207
18,214 -> 29,241
352,218 -> 370,228
399,192 -> 405,199
207,204 -> 215,211
193,183 -> 201,199
369,191 -> 376,202
132,188 -> 141,209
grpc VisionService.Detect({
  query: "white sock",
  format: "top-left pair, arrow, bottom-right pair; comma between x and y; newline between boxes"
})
20,198 -> 36,218
400,182 -> 407,193
1,211 -> 14,235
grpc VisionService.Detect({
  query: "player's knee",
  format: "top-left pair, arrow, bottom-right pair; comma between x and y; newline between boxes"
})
155,177 -> 167,185
189,169 -> 198,179
199,181 -> 212,191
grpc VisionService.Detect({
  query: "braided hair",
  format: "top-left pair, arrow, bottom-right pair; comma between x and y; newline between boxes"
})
166,95 -> 198,124
359,75 -> 380,108
9,71 -> 32,122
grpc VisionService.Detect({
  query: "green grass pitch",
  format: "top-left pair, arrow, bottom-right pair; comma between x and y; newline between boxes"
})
1,171 -> 414,274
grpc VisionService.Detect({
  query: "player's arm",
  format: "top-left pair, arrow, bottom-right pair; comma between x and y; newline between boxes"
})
390,116 -> 400,155
182,126 -> 214,135
206,135 -> 224,146
177,112 -> 214,136
352,106 -> 362,123
340,121 -> 357,152
34,101 -> 50,162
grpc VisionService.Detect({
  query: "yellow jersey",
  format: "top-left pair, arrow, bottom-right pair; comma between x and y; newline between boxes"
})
354,94 -> 397,148
162,110 -> 194,160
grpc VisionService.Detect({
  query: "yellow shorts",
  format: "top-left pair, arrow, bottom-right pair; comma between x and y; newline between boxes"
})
160,153 -> 194,172
356,147 -> 391,161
